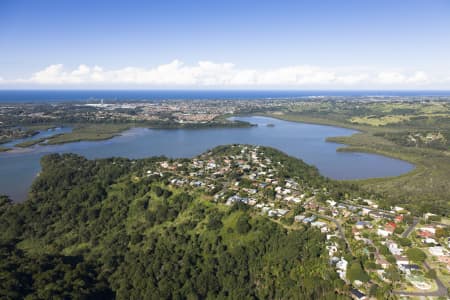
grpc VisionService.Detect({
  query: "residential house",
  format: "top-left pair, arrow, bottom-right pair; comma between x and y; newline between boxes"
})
429,246 -> 446,257
377,228 -> 392,238
395,215 -> 404,223
385,222 -> 397,234
423,238 -> 438,245
336,257 -> 348,281
294,215 -> 305,222
350,288 -> 367,300
387,241 -> 403,256
395,255 -> 409,266
399,264 -> 420,275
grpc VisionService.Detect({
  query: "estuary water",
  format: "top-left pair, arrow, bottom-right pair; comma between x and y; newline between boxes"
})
1,127 -> 72,148
0,116 -> 414,201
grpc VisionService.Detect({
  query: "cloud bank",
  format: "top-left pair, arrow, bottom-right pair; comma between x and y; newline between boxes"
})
1,60 -> 449,89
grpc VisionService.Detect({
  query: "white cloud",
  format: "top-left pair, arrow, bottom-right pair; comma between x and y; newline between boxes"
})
376,72 -> 407,84
335,74 -> 369,85
406,71 -> 429,84
0,60 -> 447,88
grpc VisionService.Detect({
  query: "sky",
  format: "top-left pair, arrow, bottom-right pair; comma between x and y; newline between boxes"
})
1,0 -> 450,89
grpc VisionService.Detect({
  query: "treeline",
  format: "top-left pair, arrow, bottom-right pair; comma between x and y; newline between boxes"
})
0,149 -> 347,299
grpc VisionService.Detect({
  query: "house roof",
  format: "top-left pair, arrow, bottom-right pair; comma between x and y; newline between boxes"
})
418,230 -> 433,237
386,222 -> 397,228
350,288 -> 366,299
401,264 -> 420,270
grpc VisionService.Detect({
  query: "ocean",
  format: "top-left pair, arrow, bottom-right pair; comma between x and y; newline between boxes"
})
0,90 -> 450,103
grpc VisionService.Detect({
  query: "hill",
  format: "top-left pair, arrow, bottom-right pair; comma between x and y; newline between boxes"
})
0,146 -> 347,299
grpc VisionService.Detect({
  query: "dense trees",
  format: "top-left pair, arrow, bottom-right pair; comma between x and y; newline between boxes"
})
0,148 -> 345,299
0,242 -> 113,299
236,214 -> 251,234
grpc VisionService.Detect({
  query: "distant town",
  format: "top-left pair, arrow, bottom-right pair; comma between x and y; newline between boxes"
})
1,96 -> 450,144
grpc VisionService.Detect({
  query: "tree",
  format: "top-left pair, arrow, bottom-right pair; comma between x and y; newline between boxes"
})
385,266 -> 401,282
346,261 -> 369,283
236,215 -> 251,234
406,248 -> 427,263
0,147 -> 351,299
369,284 -> 379,297
394,226 -> 404,235
207,214 -> 223,230
403,215 -> 414,225
435,227 -> 448,239
397,237 -> 412,247
0,195 -> 12,208
153,186 -> 164,197
425,269 -> 437,279
386,255 -> 396,264
379,245 -> 390,256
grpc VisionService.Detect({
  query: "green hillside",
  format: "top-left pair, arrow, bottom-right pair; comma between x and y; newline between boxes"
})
0,147 -> 346,299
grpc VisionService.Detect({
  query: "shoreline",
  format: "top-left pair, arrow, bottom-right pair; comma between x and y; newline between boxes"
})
1,116 -> 417,204
1,120 -> 254,150
258,112 -> 450,215
259,112 -> 417,163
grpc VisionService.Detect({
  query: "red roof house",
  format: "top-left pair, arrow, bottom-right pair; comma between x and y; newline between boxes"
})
385,222 -> 397,233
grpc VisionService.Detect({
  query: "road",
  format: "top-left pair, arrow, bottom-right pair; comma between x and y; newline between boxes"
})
402,217 -> 419,238
308,210 -> 351,253
341,201 -> 396,217
394,261 -> 448,297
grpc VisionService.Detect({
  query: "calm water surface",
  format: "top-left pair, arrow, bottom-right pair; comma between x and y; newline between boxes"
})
0,116 -> 414,201
1,127 -> 72,148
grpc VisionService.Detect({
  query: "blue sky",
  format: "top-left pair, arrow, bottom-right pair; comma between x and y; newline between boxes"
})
1,0 -> 450,89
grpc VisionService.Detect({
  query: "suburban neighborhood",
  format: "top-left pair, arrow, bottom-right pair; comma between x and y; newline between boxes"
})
136,144 -> 450,299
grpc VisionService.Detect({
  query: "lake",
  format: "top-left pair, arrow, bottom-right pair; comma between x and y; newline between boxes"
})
0,116 -> 414,201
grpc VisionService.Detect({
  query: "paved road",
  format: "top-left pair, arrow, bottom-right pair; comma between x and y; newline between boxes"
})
310,211 -> 351,253
402,217 -> 420,238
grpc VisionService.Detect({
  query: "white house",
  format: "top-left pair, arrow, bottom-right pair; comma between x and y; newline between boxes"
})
395,255 -> 409,266
336,257 -> 348,281
387,242 -> 403,256
377,228 -> 392,238
294,215 -> 305,222
429,246 -> 446,257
